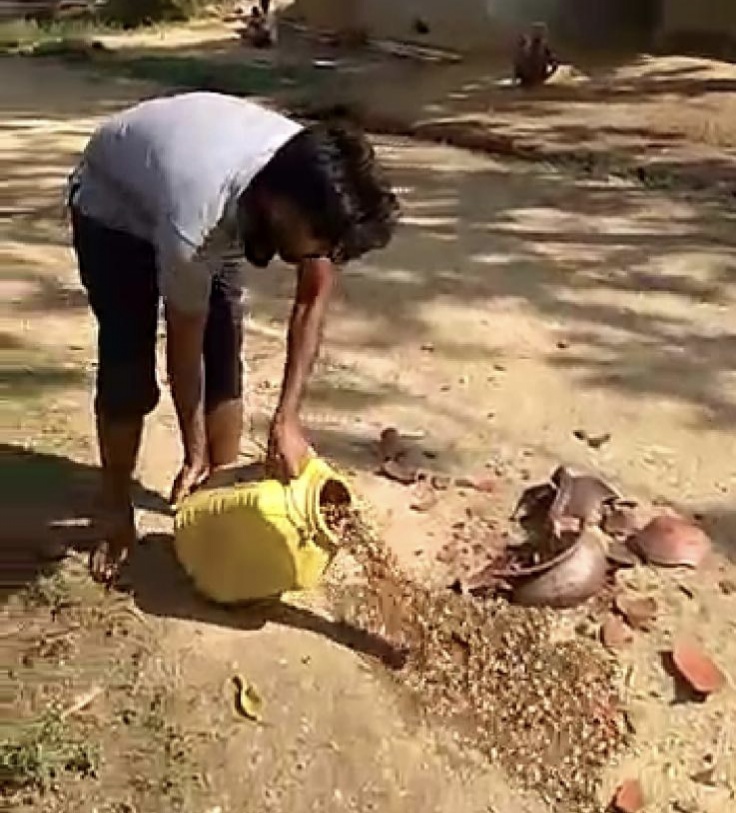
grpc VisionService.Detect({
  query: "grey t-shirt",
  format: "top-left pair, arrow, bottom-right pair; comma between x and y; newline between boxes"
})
69,93 -> 302,313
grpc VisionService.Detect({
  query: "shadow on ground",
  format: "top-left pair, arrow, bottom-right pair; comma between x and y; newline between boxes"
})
0,443 -> 170,601
696,504 -> 736,562
128,531 -> 405,668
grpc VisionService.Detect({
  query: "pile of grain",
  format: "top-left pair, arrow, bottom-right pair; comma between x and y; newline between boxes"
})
323,503 -> 627,812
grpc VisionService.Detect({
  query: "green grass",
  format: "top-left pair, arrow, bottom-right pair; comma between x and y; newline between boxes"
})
0,710 -> 99,793
88,52 -> 321,96
0,18 -> 108,53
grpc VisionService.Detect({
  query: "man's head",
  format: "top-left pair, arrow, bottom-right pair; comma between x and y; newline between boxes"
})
530,22 -> 548,46
239,121 -> 399,268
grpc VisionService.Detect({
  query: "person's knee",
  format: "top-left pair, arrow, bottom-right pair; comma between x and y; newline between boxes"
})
205,274 -> 246,412
95,361 -> 160,420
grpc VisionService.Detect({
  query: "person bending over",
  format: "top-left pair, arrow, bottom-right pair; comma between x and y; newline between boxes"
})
67,92 -> 399,583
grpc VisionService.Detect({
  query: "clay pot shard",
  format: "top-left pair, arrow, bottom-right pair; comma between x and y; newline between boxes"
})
602,505 -> 642,539
615,594 -> 658,631
606,541 -> 640,568
511,482 -> 556,522
630,515 -> 711,568
601,615 -> 634,650
549,466 -> 621,526
511,527 -> 608,609
671,639 -> 726,697
611,779 -> 645,813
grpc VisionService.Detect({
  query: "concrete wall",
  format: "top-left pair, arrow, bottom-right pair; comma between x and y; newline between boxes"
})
659,0 -> 736,39
287,0 -> 658,52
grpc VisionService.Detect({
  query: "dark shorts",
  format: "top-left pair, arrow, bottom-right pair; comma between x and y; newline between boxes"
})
71,209 -> 245,420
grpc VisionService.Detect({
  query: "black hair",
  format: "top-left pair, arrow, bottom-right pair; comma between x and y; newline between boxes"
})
253,121 -> 400,264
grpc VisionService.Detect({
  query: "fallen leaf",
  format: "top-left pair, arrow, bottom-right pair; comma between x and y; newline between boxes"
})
410,484 -> 438,512
430,474 -> 452,491
671,640 -> 726,697
615,594 -> 658,631
60,686 -> 104,720
233,675 -> 263,722
691,767 -> 717,787
631,515 -> 711,568
601,615 -> 633,650
612,779 -> 644,813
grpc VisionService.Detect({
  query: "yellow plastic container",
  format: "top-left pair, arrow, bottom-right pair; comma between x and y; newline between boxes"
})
173,457 -> 351,604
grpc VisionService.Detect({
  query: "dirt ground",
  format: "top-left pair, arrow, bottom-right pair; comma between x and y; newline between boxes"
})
2,26 -> 736,813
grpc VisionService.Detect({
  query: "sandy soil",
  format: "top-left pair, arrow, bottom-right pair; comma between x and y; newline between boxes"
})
2,42 -> 735,813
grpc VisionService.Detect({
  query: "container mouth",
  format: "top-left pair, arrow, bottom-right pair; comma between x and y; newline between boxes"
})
317,478 -> 352,546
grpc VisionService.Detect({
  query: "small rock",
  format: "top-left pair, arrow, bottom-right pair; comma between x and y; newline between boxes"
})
719,579 -> 736,596
671,639 -> 726,697
587,432 -> 611,450
601,615 -> 634,650
556,340 -> 569,350
420,343 -> 435,352
612,779 -> 644,813
436,544 -> 456,564
615,594 -> 658,631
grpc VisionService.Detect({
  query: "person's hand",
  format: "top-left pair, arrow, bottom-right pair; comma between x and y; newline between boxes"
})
170,458 -> 209,508
267,413 -> 312,482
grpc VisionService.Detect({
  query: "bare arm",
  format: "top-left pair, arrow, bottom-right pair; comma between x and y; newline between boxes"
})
268,257 -> 336,478
165,304 -> 208,501
276,257 -> 335,419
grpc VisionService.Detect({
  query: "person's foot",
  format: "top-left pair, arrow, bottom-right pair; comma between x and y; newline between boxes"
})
90,506 -> 136,585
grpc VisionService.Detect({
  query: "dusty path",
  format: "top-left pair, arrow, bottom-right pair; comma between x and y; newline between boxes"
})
3,56 -> 736,813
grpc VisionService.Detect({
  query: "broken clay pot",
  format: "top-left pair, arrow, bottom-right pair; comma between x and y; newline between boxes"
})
550,466 -> 620,525
511,528 -> 608,609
